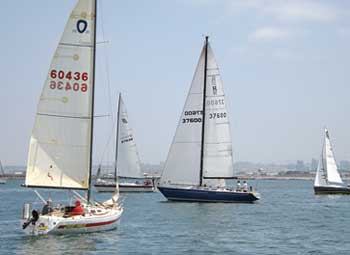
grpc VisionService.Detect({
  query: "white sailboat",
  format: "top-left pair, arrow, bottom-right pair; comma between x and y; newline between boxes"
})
314,128 -> 350,194
94,94 -> 156,192
158,37 -> 259,202
0,160 -> 7,184
21,0 -> 123,235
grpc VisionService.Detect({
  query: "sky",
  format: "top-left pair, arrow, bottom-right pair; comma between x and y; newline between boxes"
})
1,0 -> 350,166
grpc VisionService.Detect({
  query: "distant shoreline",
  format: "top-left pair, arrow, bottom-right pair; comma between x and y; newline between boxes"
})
2,174 -> 349,181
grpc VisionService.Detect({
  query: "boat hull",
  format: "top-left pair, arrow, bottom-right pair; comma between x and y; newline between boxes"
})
158,186 -> 259,203
314,186 -> 350,195
22,207 -> 123,235
95,183 -> 155,193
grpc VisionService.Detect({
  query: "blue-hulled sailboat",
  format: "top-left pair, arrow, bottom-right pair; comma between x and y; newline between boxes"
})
157,37 -> 259,203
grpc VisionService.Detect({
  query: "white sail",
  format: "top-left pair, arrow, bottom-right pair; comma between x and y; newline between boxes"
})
203,45 -> 234,180
160,46 -> 206,186
117,96 -> 143,178
25,0 -> 95,189
0,160 -> 5,176
314,156 -> 327,187
323,129 -> 344,185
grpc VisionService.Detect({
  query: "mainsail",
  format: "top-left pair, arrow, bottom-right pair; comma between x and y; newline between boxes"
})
160,39 -> 233,187
203,45 -> 234,179
25,0 -> 96,189
116,95 -> 143,179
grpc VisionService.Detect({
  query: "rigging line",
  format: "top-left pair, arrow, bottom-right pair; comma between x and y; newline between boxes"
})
96,0 -> 116,169
99,0 -> 113,121
94,114 -> 112,118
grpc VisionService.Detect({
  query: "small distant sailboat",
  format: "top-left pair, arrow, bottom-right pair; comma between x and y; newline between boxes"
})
0,160 -> 7,184
21,0 -> 123,235
314,128 -> 350,194
94,94 -> 155,192
157,37 -> 259,203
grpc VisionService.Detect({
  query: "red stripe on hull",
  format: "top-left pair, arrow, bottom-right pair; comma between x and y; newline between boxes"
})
58,218 -> 118,229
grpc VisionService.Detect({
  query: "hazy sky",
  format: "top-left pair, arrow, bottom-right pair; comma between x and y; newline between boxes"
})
1,0 -> 350,166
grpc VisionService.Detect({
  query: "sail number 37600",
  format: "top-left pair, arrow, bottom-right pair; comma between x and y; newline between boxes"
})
49,69 -> 89,92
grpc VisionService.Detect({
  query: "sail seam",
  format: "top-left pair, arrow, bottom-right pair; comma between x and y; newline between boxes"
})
205,95 -> 225,98
59,42 -> 94,48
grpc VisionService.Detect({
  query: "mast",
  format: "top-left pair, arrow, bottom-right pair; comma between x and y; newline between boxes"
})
114,93 -> 122,184
199,36 -> 209,186
87,0 -> 97,203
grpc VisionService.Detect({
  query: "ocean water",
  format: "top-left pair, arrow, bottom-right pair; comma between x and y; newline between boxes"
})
0,179 -> 349,255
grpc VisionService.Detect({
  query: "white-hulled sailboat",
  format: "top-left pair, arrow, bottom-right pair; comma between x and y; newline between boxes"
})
21,0 -> 123,235
314,128 -> 350,194
157,37 -> 259,203
94,94 -> 156,192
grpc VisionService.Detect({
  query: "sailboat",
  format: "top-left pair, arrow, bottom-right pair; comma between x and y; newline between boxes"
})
314,128 -> 350,194
21,0 -> 123,235
0,160 -> 7,184
157,37 -> 259,202
94,94 -> 156,192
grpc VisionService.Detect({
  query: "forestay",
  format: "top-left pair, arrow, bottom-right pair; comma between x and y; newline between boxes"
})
323,129 -> 344,185
117,96 -> 142,178
26,0 -> 95,189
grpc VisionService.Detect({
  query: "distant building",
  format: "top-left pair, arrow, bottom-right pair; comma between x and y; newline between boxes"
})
339,160 -> 350,171
296,160 -> 305,171
310,158 -> 318,171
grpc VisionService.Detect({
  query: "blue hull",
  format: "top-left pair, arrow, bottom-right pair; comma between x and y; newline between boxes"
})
314,186 -> 350,195
158,186 -> 259,203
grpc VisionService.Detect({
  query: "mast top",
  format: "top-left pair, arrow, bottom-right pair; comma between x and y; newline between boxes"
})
204,35 -> 209,45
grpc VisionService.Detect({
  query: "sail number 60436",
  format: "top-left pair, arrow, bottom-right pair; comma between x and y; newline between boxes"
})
50,69 -> 88,81
49,69 -> 89,92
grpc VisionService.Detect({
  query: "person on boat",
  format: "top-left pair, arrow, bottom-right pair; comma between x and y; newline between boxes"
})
236,180 -> 241,191
69,200 -> 84,216
42,199 -> 53,215
243,181 -> 248,192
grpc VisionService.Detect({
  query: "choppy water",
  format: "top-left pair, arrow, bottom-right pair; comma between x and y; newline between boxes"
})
0,179 -> 349,255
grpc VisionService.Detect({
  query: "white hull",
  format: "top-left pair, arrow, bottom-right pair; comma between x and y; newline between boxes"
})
22,204 -> 123,235
0,179 -> 6,184
95,182 -> 155,193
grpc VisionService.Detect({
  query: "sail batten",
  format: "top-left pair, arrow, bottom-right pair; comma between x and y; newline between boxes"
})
25,0 -> 96,190
59,43 -> 94,48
